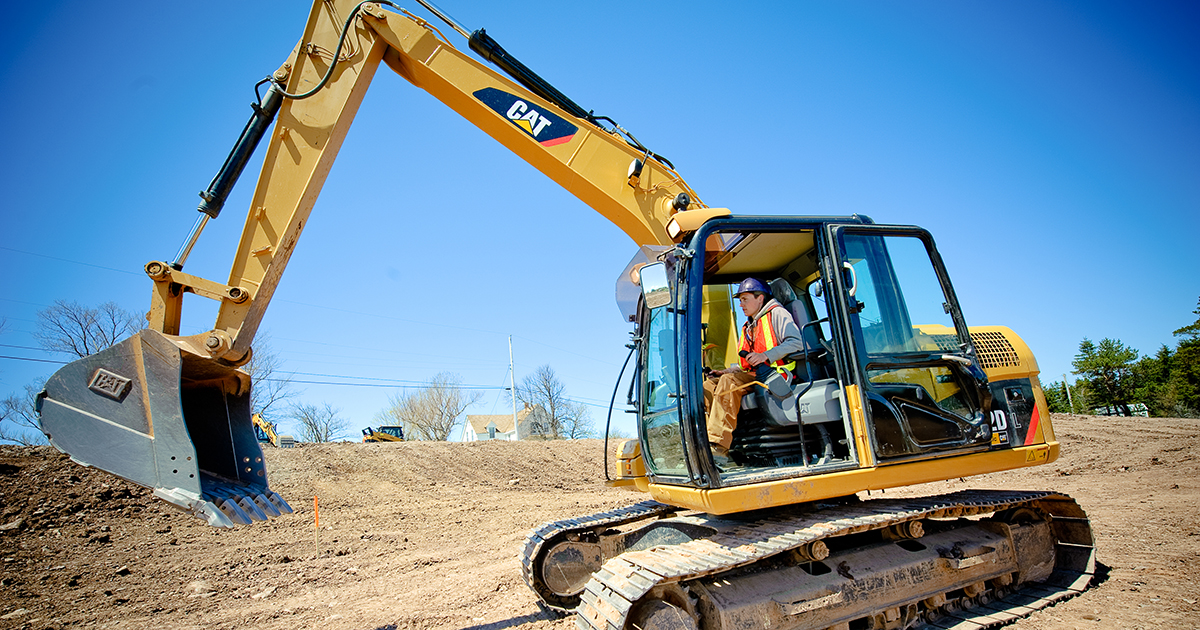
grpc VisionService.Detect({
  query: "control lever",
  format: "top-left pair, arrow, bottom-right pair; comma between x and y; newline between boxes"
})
740,350 -> 775,383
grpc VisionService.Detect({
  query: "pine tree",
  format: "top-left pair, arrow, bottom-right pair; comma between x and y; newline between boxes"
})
1072,337 -> 1140,415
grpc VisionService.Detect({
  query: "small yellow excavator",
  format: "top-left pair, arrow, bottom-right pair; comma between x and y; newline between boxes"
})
362,425 -> 405,443
36,2 -> 1093,628
252,414 -> 294,448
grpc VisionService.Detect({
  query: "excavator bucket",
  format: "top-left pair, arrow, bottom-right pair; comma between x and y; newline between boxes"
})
36,329 -> 292,527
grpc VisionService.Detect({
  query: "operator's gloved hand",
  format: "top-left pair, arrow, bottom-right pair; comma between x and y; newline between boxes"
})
737,350 -> 773,381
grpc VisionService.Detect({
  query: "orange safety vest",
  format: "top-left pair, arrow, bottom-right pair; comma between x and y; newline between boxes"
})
738,304 -> 797,375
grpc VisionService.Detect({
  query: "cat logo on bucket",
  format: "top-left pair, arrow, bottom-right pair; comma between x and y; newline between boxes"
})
474,87 -> 577,147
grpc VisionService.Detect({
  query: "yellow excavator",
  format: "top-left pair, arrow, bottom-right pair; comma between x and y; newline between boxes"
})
362,425 -> 405,442
35,2 -> 1093,628
252,414 -> 294,448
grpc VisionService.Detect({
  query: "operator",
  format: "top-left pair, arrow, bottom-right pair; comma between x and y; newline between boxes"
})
704,278 -> 804,467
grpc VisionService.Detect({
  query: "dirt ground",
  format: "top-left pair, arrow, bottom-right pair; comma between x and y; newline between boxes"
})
1,413 -> 1197,630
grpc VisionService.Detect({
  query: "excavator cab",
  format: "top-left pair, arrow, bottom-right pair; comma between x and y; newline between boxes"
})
629,216 -> 1036,493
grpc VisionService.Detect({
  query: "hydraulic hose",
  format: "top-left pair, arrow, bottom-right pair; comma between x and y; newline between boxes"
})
603,343 -> 637,481
280,0 -> 399,100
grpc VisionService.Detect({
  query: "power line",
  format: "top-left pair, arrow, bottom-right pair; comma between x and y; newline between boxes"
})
275,301 -> 623,368
0,246 -> 141,276
511,334 -> 622,368
0,354 -> 610,397
565,396 -> 623,410
280,354 -> 508,371
267,376 -> 506,390
486,367 -> 513,414
274,336 -> 506,364
269,368 -> 618,408
284,370 -> 504,388
276,299 -> 508,336
0,298 -> 55,310
1,324 -> 624,407
0,355 -> 67,365
0,358 -> 621,408
0,344 -> 62,354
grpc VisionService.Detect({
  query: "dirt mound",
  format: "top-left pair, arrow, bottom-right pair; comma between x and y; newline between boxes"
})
1,417 -> 1198,629
0,439 -> 629,630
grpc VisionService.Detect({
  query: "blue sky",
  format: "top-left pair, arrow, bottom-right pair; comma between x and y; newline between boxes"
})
1,1 -> 1197,439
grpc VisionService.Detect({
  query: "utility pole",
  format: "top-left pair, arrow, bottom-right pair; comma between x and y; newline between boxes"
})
510,335 -> 519,439
1062,373 -> 1074,412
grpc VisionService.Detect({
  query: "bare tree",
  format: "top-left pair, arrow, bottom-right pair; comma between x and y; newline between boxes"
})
290,402 -> 349,443
378,372 -> 482,441
559,400 -> 594,439
517,365 -> 565,438
1,379 -> 48,446
606,426 -> 633,440
34,300 -> 142,358
243,334 -> 298,424
516,365 -> 595,439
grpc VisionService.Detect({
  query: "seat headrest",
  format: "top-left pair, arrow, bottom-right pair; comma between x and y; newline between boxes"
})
768,278 -> 798,305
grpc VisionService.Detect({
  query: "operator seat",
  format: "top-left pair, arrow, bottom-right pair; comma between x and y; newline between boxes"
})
726,280 -> 846,468
767,279 -> 828,382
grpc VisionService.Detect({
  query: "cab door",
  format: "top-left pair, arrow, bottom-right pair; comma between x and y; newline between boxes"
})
824,225 -> 993,461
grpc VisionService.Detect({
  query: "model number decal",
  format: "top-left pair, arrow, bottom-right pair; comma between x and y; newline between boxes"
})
990,410 -> 1010,445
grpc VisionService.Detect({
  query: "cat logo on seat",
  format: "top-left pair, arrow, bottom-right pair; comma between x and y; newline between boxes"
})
474,87 -> 577,147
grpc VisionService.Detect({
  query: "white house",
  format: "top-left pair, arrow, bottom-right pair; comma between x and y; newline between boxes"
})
462,403 -> 552,441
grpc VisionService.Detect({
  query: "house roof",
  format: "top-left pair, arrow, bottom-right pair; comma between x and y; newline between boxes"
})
466,404 -> 536,435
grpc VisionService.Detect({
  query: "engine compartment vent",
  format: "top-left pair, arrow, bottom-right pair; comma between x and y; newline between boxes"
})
971,330 -> 1022,369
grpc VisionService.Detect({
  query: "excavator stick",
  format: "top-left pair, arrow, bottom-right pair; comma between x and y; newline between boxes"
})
36,329 -> 291,527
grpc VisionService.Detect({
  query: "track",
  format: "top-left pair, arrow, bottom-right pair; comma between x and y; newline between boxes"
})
520,490 -> 1094,630
520,500 -> 680,611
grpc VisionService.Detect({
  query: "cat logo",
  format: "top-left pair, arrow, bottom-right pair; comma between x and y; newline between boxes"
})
473,87 -> 577,147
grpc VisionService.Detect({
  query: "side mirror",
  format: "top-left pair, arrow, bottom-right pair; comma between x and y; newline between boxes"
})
638,262 -> 672,309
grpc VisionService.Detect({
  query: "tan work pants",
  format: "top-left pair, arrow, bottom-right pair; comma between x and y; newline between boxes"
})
703,370 -> 758,450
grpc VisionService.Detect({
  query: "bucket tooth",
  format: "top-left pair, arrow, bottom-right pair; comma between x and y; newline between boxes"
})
264,490 -> 294,514
213,496 -> 253,526
193,501 -> 236,528
236,495 -> 268,521
253,493 -> 282,518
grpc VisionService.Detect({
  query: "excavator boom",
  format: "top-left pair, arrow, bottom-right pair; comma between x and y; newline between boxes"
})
37,0 -> 702,527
